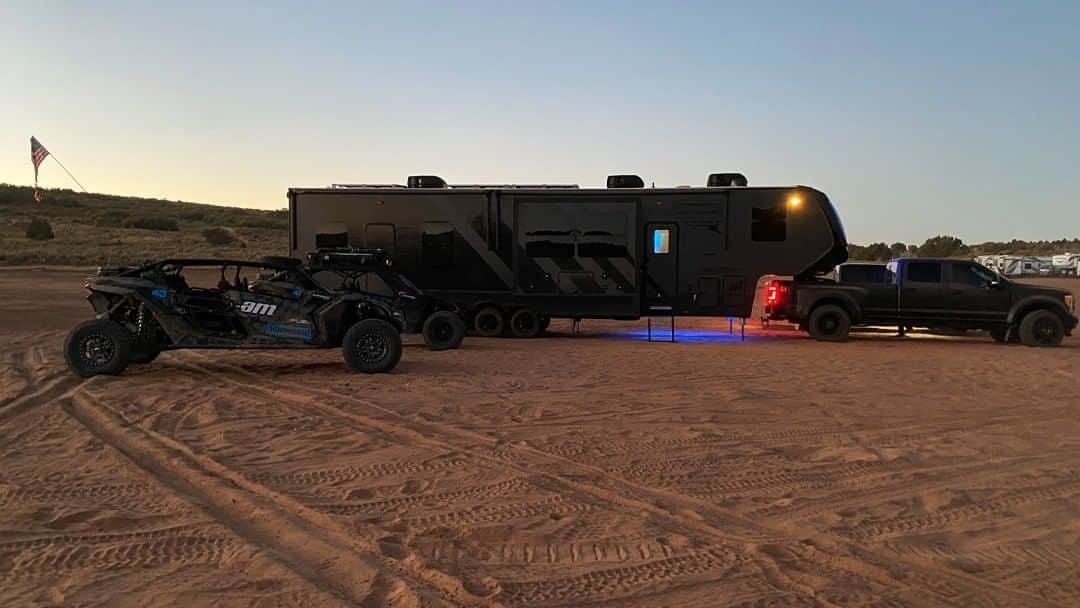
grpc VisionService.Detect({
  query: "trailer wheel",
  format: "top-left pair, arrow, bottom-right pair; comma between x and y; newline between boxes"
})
423,311 -> 465,350
1018,310 -> 1064,347
64,319 -> 134,377
342,319 -> 402,373
807,305 -> 851,342
473,307 -> 505,338
510,308 -> 542,338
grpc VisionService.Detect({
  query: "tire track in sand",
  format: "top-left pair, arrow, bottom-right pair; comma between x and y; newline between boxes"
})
180,354 -> 1067,608
61,391 -> 503,608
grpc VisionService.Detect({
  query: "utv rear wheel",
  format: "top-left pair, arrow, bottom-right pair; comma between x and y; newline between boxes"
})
1018,310 -> 1064,347
473,307 -> 505,338
423,311 -> 465,350
64,320 -> 133,377
343,319 -> 402,373
807,305 -> 851,342
509,308 -> 542,338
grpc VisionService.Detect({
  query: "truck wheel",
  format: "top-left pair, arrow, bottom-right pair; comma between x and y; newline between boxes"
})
423,311 -> 465,350
64,320 -> 133,377
473,307 -> 505,338
1018,310 -> 1064,347
510,308 -> 542,338
343,319 -> 402,373
807,305 -> 851,342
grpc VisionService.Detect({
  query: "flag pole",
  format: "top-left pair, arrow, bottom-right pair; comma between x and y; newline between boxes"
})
47,154 -> 87,192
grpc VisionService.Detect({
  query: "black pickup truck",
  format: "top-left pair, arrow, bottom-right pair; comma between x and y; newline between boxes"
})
764,258 -> 1077,346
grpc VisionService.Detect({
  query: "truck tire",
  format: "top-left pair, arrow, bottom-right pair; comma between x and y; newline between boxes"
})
1018,310 -> 1064,347
473,307 -> 505,338
510,308 -> 542,338
423,311 -> 465,350
342,319 -> 402,373
807,305 -> 851,342
64,319 -> 134,377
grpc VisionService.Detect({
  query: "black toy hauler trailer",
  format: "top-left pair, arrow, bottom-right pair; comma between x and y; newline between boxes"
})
288,173 -> 848,336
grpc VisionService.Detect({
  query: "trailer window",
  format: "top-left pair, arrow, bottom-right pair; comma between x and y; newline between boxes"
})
365,223 -> 396,253
751,203 -> 787,242
907,262 -> 941,283
422,222 -> 454,269
652,229 -> 671,254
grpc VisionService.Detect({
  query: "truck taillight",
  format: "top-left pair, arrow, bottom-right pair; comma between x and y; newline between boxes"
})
765,280 -> 788,310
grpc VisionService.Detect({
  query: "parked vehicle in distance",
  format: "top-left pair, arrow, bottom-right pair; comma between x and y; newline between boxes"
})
764,258 -> 1077,346
63,250 -> 463,377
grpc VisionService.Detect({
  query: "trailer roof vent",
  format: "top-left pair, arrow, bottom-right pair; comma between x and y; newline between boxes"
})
407,175 -> 447,188
707,173 -> 748,187
606,174 -> 645,188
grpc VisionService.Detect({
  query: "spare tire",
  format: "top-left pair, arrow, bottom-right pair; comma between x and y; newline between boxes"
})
342,319 -> 402,373
423,311 -> 465,350
807,304 -> 851,342
473,307 -> 505,338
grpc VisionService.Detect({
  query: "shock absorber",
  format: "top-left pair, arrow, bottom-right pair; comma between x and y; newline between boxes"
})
136,303 -> 148,339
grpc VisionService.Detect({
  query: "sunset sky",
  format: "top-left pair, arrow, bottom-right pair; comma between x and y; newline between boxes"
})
2,1 -> 1078,244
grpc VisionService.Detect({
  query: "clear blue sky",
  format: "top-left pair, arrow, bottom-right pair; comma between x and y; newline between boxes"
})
2,1 -> 1077,244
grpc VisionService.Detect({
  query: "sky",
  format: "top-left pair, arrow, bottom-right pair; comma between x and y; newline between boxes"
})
1,1 -> 1078,244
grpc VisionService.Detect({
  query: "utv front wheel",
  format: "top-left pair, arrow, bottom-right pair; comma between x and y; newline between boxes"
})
1018,310 -> 1064,347
807,305 -> 851,342
64,320 -> 133,377
343,319 -> 402,373
423,311 -> 465,350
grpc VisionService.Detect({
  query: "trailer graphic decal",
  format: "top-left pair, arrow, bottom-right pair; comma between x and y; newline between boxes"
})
239,301 -> 278,316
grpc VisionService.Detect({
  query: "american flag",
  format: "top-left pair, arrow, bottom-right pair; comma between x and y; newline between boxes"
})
31,137 -> 50,181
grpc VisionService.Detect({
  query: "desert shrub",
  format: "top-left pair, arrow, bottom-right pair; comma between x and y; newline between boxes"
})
234,216 -> 288,230
123,216 -> 179,231
203,226 -> 240,245
178,210 -> 206,221
95,210 -> 130,227
26,217 -> 54,240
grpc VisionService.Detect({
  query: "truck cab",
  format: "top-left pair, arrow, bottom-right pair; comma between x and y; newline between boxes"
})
765,258 -> 1077,346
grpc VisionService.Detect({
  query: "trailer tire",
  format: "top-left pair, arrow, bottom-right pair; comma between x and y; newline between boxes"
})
473,307 -> 505,338
807,305 -> 851,342
423,311 -> 465,350
510,308 -> 542,338
64,319 -> 133,377
342,319 -> 402,373
1018,309 -> 1064,347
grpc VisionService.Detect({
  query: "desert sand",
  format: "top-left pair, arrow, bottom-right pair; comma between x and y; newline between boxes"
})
1,268 -> 1078,607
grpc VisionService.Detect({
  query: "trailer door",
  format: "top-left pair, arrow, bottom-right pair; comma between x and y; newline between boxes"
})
644,223 -> 677,311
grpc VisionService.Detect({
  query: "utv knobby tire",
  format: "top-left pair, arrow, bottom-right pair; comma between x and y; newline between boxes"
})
423,311 -> 465,350
343,319 -> 402,373
1018,310 -> 1064,347
807,305 -> 851,342
473,307 -> 505,338
509,308 -> 542,338
64,319 -> 133,377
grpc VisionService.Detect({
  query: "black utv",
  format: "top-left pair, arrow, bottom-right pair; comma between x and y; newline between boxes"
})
64,251 -> 461,377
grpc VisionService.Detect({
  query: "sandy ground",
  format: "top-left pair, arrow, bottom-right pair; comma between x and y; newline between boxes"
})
1,268 -> 1078,607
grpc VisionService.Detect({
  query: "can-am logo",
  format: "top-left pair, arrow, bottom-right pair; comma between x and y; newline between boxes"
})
239,301 -> 277,316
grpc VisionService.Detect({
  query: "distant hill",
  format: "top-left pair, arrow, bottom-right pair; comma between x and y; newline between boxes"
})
0,184 -> 287,266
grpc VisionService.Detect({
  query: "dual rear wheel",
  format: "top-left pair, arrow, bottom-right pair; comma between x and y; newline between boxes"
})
473,307 -> 549,338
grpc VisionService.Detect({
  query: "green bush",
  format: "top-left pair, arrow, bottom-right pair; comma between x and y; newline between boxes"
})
95,210 -> 130,227
26,217 -> 55,240
123,216 -> 179,231
202,226 -> 239,245
178,210 -> 206,222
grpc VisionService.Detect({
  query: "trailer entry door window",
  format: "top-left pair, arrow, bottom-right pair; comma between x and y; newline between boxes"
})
653,229 -> 671,254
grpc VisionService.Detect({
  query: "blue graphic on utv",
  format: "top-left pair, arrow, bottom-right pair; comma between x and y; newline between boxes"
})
264,323 -> 315,340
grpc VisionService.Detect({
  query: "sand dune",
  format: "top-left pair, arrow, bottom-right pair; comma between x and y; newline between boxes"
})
1,269 -> 1077,606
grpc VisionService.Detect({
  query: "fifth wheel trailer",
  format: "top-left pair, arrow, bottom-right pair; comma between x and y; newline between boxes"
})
288,174 -> 848,335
